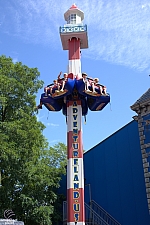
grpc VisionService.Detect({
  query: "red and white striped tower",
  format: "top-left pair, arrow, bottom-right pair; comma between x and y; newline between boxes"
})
60,4 -> 88,225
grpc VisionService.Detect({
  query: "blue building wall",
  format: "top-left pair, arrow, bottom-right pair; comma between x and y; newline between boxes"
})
84,120 -> 150,225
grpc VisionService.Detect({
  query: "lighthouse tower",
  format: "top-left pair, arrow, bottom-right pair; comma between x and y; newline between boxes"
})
60,4 -> 88,225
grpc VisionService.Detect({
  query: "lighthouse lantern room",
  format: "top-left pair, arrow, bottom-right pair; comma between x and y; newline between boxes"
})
60,3 -> 88,50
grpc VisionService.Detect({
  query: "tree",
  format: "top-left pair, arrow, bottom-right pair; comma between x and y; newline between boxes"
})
0,55 -> 67,225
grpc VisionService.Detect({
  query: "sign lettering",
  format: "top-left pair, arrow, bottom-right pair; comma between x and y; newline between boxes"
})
72,101 -> 80,221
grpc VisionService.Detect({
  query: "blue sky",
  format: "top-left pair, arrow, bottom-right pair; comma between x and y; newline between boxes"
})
0,0 -> 150,150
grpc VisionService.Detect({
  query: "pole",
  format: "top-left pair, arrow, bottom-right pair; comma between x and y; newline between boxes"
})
67,38 -> 85,224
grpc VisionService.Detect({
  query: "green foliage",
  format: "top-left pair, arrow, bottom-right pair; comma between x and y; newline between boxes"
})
0,55 -> 67,225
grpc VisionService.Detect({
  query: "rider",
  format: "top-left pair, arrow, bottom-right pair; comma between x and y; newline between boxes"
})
50,79 -> 60,94
81,72 -> 90,91
58,72 -> 68,92
91,78 -> 99,93
45,79 -> 60,96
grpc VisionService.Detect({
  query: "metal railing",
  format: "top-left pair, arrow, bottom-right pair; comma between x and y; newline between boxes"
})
84,202 -> 108,225
63,201 -> 67,223
63,201 -> 121,225
90,200 -> 121,225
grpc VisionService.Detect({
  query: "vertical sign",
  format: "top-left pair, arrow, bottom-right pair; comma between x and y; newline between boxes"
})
67,100 -> 85,224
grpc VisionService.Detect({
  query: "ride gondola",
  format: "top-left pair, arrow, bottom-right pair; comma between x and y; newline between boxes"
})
38,72 -> 110,115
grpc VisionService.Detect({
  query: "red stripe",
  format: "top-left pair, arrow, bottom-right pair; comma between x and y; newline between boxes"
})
69,38 -> 80,60
67,188 -> 85,222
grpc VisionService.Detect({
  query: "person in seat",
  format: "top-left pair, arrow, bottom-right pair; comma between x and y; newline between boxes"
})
45,79 -> 60,96
91,78 -> 99,93
57,72 -> 68,92
81,72 -> 90,91
50,79 -> 60,94
102,86 -> 107,95
92,78 -> 108,95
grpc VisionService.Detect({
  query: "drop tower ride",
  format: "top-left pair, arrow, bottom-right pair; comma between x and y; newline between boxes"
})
38,4 -> 110,225
60,4 -> 88,225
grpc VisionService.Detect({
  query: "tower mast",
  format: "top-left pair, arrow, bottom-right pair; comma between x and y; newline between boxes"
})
60,3 -> 88,224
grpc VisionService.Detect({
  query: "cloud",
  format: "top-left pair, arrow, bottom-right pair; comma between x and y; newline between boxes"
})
49,139 -> 60,144
47,123 -> 59,127
142,4 -> 150,9
1,0 -> 150,71
84,0 -> 150,72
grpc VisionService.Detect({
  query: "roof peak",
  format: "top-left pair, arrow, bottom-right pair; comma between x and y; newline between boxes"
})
70,3 -> 78,9
131,88 -> 150,111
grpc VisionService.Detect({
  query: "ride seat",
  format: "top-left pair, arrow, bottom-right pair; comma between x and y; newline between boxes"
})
68,73 -> 74,79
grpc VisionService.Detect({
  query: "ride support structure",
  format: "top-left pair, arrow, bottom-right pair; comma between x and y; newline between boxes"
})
38,4 -> 110,225
67,99 -> 84,224
61,5 -> 86,224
